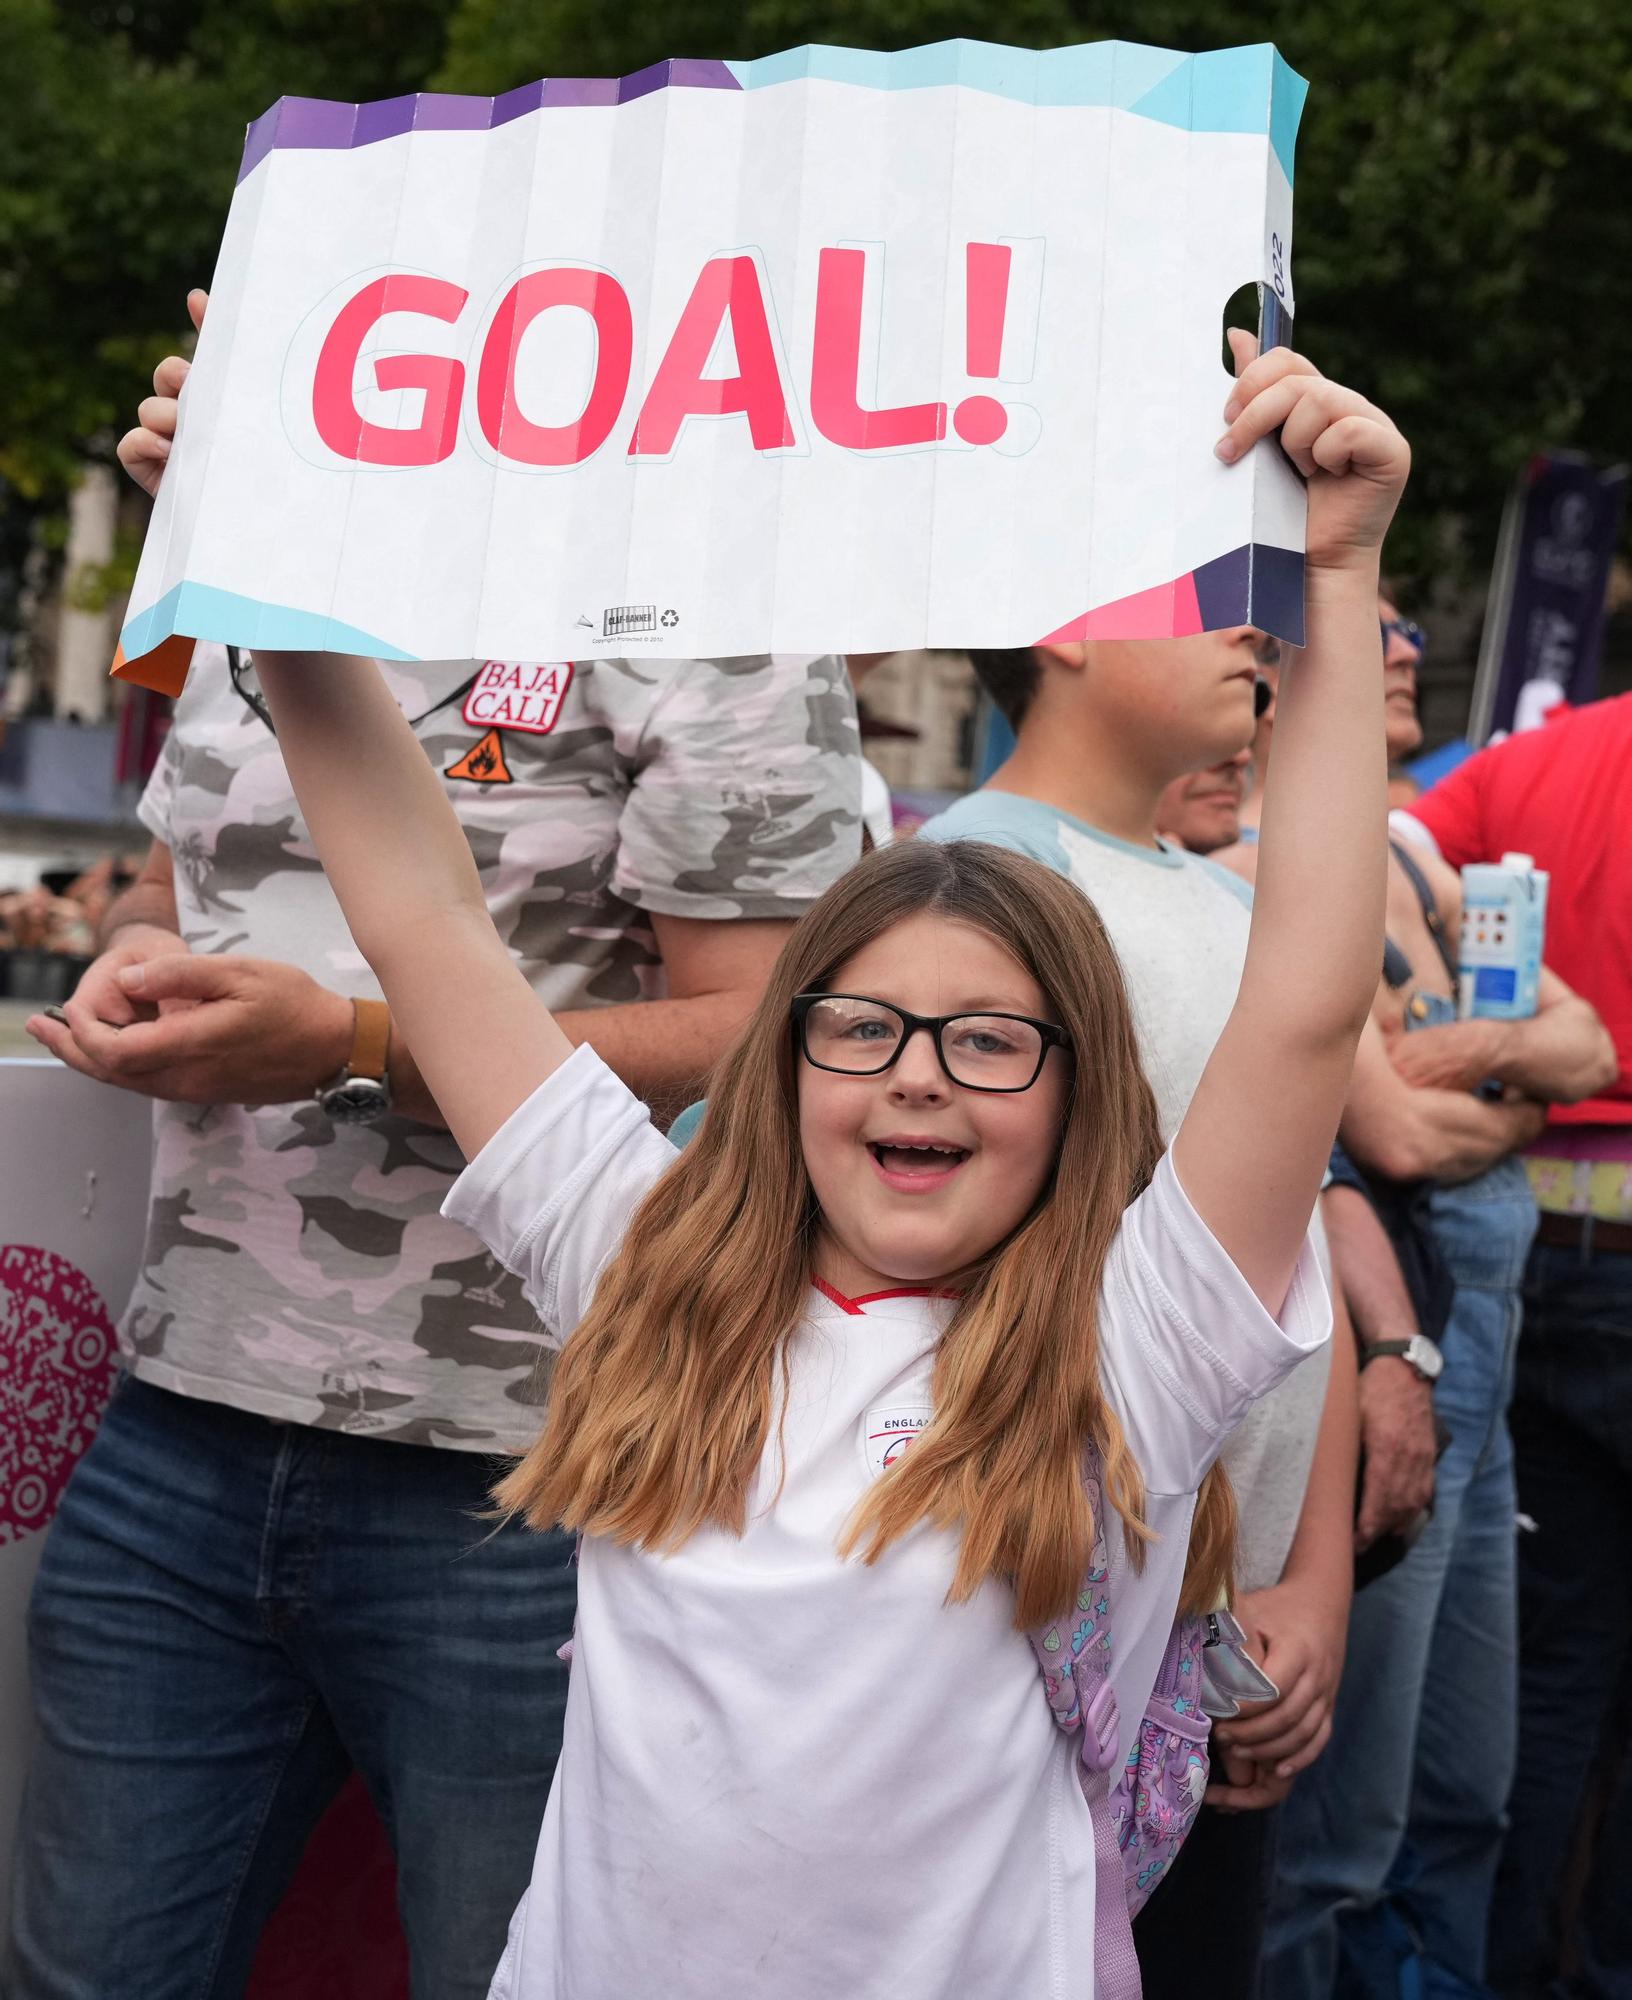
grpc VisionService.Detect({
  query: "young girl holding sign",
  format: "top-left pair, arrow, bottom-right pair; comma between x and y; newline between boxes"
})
226,343 -> 1406,1998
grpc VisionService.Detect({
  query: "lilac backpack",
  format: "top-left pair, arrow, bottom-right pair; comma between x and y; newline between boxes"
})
1028,1445 -> 1212,1999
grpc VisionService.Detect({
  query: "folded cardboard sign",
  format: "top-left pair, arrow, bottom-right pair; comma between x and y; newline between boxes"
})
116,41 -> 1308,691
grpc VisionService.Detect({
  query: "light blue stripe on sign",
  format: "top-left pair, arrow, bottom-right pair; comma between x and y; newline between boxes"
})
722,40 -> 1305,182
121,583 -> 417,664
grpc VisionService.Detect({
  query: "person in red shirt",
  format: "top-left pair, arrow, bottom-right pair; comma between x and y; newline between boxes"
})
1402,693 -> 1632,1995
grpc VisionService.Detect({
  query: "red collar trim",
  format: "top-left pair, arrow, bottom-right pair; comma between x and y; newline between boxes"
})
812,1278 -> 960,1316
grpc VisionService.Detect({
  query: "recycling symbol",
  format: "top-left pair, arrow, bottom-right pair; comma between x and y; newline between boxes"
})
661,608 -> 679,628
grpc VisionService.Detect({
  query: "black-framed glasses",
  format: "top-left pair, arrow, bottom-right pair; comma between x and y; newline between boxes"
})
1381,616 -> 1427,660
791,992 -> 1070,1093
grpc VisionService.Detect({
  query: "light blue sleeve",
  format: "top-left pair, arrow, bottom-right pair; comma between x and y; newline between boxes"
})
668,1100 -> 706,1148
916,796 -> 1071,876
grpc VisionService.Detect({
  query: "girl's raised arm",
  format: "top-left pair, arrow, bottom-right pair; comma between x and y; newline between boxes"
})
1173,335 -> 1410,1312
253,650 -> 573,1158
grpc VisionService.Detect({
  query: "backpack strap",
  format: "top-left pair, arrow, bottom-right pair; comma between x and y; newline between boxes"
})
1028,1450 -> 1143,2000
1388,837 -> 1459,988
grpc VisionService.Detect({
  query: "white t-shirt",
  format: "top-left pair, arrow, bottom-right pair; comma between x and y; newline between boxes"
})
917,793 -> 1333,1592
444,1046 -> 1329,2000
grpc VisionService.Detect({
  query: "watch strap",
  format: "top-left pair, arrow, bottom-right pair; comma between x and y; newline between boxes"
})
1362,1336 -> 1439,1382
349,998 -> 391,1083
1361,1339 -> 1416,1365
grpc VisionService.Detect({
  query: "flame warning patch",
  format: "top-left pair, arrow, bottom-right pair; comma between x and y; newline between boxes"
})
444,728 -> 513,785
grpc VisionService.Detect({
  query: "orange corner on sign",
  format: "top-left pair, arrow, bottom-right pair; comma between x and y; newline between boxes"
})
109,634 -> 194,697
444,728 -> 514,785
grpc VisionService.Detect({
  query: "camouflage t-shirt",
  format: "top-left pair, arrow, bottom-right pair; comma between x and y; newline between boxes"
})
122,644 -> 861,1452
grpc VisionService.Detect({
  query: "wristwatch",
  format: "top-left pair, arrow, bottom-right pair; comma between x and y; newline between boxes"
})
1361,1334 -> 1443,1385
316,998 -> 393,1126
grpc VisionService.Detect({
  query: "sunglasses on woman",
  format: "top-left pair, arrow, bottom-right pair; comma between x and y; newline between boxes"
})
1381,616 -> 1427,659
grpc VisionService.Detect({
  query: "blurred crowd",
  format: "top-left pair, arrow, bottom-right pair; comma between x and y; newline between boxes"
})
0,857 -> 142,961
1137,621 -> 1630,2000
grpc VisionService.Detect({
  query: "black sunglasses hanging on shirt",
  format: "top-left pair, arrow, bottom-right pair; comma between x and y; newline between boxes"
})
226,645 -> 479,738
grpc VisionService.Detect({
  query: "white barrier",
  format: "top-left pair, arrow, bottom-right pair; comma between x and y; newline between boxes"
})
0,1059 -> 152,1949
0,1058 -> 410,1992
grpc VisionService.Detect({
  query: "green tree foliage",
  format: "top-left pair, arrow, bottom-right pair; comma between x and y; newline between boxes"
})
1,0 -> 448,501
4,0 -> 1628,591
435,0 -> 1632,578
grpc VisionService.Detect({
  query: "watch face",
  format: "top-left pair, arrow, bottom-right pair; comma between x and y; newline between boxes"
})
1407,1336 -> 1444,1381
321,1077 -> 392,1126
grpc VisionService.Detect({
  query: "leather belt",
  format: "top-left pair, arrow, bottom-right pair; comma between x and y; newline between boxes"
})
1535,1211 -> 1632,1258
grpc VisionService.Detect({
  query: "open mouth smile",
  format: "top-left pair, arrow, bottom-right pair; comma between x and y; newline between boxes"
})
866,1138 -> 972,1193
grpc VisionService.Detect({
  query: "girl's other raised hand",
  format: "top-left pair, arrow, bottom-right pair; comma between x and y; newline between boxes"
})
117,288 -> 208,499
1217,329 -> 1410,578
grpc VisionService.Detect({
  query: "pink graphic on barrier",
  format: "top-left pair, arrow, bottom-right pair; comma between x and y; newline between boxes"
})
247,1774 -> 409,2000
0,1245 -> 120,1544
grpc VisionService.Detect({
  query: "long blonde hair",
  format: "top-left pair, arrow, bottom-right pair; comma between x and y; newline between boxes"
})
495,839 -> 1236,1625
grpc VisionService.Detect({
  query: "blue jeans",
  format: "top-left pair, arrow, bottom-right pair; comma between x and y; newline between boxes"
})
1488,1237 -> 1632,1998
3,1376 -> 574,2000
1265,1157 -> 1536,2000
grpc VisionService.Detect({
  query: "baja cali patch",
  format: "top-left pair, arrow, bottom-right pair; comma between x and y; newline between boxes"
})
462,661 -> 574,735
864,1403 -> 932,1477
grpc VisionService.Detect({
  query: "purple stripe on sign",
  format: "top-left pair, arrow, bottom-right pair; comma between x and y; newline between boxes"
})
1246,543 -> 1306,648
644,58 -> 742,96
239,98 -> 356,181
273,97 -> 362,149
1192,543 -> 1306,648
414,93 -> 498,132
240,103 -> 282,181
238,63 -> 743,181
538,77 -> 627,109
493,80 -> 546,124
1191,545 -> 1251,628
617,59 -> 688,103
353,95 -> 419,146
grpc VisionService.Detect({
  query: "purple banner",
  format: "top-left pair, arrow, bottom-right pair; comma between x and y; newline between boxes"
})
1470,451 -> 1629,743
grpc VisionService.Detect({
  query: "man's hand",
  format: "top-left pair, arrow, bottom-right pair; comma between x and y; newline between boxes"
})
28,953 -> 352,1107
1207,1574 -> 1349,1807
1387,1018 -> 1506,1095
1355,1357 -> 1438,1551
117,289 -> 207,499
41,921 -> 192,1031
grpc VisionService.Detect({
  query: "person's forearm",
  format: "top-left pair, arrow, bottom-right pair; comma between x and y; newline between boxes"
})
376,1023 -> 446,1127
1242,568 -> 1387,1043
554,988 -> 761,1126
1342,1087 -> 1542,1185
1279,1277 -> 1359,1605
371,984 -> 758,1137
252,652 -> 490,977
1321,1185 -> 1420,1345
98,881 -> 180,950
1483,1000 -> 1619,1105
